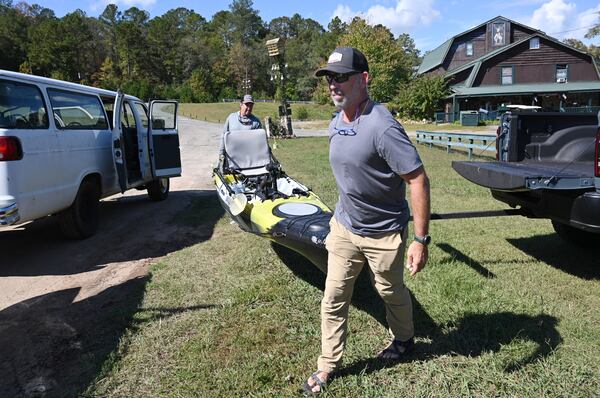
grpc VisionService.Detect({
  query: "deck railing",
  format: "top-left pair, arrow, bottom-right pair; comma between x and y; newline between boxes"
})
415,131 -> 497,159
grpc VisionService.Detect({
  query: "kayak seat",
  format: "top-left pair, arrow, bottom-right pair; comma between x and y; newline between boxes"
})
224,129 -> 276,177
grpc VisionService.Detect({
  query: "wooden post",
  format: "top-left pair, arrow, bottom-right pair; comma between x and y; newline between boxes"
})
468,138 -> 474,159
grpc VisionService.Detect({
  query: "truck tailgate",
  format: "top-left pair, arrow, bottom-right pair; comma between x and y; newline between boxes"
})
452,161 -> 595,191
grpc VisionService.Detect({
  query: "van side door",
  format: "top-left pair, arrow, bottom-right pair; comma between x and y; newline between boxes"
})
148,101 -> 181,178
111,91 -> 127,192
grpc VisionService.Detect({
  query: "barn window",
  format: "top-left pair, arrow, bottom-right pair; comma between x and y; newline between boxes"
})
466,42 -> 473,56
556,65 -> 568,83
501,66 -> 514,85
529,37 -> 540,49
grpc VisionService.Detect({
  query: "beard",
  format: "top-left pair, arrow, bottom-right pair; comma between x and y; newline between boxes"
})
331,92 -> 348,109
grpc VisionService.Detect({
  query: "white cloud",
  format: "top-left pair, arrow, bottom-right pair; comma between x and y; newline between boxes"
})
528,0 -> 600,41
90,0 -> 156,13
331,0 -> 441,36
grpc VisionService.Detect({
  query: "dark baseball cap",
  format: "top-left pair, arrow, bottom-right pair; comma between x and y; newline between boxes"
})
314,47 -> 369,77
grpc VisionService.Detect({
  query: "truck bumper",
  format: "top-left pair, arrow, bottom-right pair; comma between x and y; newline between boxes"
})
491,189 -> 600,234
0,202 -> 20,225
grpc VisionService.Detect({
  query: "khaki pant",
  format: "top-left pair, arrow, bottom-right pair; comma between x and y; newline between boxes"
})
317,217 -> 414,372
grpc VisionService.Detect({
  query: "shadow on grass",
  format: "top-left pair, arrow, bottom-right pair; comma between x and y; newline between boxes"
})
436,243 -> 496,278
0,278 -> 148,398
339,301 -> 561,378
0,193 -> 224,397
272,244 -> 562,378
507,233 -> 600,280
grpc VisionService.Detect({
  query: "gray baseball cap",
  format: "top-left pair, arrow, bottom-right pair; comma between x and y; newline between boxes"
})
242,94 -> 254,104
315,47 -> 369,77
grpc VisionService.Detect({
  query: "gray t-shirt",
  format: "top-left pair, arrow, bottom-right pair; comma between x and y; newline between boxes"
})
219,111 -> 262,155
329,101 -> 422,235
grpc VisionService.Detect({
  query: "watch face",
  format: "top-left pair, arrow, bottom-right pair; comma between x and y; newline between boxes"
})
415,235 -> 431,245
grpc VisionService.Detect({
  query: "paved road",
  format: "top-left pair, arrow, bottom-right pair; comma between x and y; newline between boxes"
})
0,117 -> 225,397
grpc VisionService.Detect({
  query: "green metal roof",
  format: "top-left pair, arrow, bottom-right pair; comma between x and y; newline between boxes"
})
450,81 -> 600,97
417,38 -> 452,74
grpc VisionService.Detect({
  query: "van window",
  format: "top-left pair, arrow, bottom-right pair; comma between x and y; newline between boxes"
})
133,102 -> 149,129
0,79 -> 49,129
121,102 -> 137,128
47,89 -> 108,130
151,102 -> 176,129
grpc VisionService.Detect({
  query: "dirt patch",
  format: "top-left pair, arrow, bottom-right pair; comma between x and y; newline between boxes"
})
0,118 -> 224,397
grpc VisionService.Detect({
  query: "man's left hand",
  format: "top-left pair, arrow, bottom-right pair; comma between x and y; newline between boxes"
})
405,241 -> 428,276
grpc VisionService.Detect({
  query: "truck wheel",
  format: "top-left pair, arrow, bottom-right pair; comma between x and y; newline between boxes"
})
58,179 -> 100,239
551,220 -> 599,247
147,177 -> 170,201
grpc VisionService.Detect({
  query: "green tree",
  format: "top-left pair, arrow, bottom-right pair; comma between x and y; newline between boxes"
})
396,33 -> 420,69
563,38 -> 600,71
59,10 -> 95,82
584,11 -> 599,39
339,17 -> 412,102
27,16 -> 62,76
117,7 -> 149,78
187,68 -> 215,102
147,8 -> 206,84
390,74 -> 449,120
284,15 -> 326,99
0,1 -> 29,71
228,0 -> 265,45
98,4 -> 122,77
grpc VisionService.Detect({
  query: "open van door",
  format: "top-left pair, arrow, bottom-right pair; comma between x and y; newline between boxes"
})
112,91 -> 127,193
148,100 -> 181,178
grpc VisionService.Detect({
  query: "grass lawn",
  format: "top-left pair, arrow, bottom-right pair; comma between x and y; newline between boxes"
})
179,102 -> 337,125
179,102 -> 496,133
85,139 -> 600,397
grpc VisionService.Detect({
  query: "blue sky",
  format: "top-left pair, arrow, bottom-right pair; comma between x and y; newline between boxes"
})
38,0 -> 599,52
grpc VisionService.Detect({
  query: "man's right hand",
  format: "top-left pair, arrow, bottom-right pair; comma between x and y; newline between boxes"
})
405,241 -> 428,276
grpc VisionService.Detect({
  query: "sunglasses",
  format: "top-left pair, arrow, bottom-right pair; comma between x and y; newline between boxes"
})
325,72 -> 360,84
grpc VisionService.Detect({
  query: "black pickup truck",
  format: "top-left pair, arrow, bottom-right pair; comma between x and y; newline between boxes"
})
452,111 -> 600,245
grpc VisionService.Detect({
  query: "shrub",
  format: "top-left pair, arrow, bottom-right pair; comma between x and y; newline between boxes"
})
296,106 -> 309,121
390,75 -> 449,121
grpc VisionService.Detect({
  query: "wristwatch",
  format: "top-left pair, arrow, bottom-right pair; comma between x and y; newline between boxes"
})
413,234 -> 431,245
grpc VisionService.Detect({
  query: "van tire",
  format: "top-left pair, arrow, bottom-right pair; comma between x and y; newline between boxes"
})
147,177 -> 169,201
551,220 -> 599,247
58,180 -> 100,239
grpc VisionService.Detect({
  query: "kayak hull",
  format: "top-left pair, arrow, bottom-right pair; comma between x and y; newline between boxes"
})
213,172 -> 332,272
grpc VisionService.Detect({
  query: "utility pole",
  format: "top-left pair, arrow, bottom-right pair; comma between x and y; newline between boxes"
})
266,37 -> 294,137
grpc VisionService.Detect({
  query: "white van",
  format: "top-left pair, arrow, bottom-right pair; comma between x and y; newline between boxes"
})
0,70 -> 181,238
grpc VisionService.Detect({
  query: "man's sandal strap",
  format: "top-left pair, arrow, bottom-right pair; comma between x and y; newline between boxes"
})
310,371 -> 326,388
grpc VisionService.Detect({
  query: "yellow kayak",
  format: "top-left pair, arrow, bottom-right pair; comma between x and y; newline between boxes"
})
213,170 -> 331,273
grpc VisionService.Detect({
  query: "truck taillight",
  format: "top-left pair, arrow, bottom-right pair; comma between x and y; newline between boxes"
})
596,127 -> 600,177
0,136 -> 23,161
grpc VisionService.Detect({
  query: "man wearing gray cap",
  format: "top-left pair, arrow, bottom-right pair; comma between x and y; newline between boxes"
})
218,94 -> 262,156
303,47 -> 431,395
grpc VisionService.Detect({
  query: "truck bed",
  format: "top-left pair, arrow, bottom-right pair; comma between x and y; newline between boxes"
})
452,160 -> 595,191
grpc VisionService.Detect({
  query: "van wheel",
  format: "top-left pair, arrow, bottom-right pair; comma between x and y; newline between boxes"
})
551,220 -> 599,247
147,177 -> 170,201
58,180 -> 100,239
